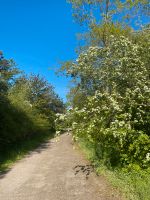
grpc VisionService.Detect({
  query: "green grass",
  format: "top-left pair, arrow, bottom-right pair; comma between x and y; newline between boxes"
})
77,138 -> 150,200
0,132 -> 55,172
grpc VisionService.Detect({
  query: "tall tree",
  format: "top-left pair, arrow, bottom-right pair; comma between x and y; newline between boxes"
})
13,74 -> 65,115
68,0 -> 150,46
0,51 -> 19,94
69,0 -> 149,26
28,74 -> 65,114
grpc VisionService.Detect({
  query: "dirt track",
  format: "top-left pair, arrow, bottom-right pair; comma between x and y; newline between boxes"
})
0,133 -> 122,200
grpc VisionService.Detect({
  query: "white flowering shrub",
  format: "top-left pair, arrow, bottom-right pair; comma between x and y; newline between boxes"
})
55,111 -> 73,133
67,35 -> 150,168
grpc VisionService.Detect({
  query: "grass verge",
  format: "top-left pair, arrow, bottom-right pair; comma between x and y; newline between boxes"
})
77,138 -> 150,200
0,132 -> 55,173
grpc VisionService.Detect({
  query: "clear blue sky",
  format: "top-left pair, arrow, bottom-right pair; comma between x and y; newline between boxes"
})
1,1 -> 149,102
0,0 -> 81,102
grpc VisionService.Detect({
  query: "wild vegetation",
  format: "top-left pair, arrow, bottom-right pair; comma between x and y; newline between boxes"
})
0,51 -> 64,170
56,0 -> 150,199
0,0 -> 150,199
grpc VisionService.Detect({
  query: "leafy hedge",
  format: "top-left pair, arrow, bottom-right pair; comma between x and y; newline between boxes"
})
60,35 -> 150,168
0,53 -> 64,150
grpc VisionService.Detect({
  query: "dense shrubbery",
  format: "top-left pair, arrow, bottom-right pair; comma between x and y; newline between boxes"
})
56,1 -> 150,198
0,52 -> 64,150
60,35 -> 150,168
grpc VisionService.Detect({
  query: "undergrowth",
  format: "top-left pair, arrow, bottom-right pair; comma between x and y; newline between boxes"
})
78,138 -> 150,200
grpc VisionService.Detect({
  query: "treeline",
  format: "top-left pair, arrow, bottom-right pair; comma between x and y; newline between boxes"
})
0,51 -> 64,150
59,0 -> 150,169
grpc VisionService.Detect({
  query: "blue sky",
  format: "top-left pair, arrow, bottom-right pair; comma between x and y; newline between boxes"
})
0,0 -> 81,102
1,1 -> 149,102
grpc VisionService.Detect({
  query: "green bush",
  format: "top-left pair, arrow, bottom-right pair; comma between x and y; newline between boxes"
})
66,36 -> 150,168
77,137 -> 150,200
0,53 -> 64,151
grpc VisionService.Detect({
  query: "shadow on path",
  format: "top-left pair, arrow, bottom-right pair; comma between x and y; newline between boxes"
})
27,141 -> 52,155
0,169 -> 11,179
73,164 -> 94,179
0,140 -> 53,179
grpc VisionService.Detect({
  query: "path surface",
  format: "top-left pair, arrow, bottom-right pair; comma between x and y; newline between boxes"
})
0,133 -> 122,200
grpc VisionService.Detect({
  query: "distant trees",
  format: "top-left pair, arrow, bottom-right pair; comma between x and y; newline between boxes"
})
12,74 -> 65,114
0,52 -> 65,149
0,51 -> 19,94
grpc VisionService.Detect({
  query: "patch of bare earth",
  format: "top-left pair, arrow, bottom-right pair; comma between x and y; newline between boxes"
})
0,133 -> 122,200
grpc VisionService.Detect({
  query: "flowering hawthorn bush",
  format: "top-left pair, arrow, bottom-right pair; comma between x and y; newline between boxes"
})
65,36 -> 150,168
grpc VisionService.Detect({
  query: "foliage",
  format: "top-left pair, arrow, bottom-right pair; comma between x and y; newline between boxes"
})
68,0 -> 150,27
57,1 -> 150,199
0,54 -> 64,151
78,137 -> 150,200
68,0 -> 150,47
0,51 -> 19,94
22,74 -> 65,114
11,74 -> 65,125
63,35 -> 150,168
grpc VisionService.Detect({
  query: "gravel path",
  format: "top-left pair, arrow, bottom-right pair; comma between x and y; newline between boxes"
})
0,133 -> 122,200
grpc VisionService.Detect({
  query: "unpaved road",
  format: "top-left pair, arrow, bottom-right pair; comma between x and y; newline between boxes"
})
0,133 -> 122,200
